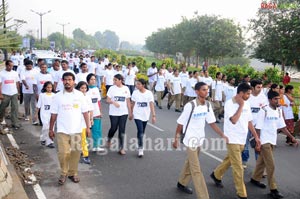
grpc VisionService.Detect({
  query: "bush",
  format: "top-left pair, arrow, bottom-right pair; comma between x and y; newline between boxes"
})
136,73 -> 148,82
127,56 -> 147,73
261,67 -> 282,84
94,49 -> 120,63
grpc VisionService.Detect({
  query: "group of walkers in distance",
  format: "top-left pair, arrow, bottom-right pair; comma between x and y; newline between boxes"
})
0,50 -> 298,199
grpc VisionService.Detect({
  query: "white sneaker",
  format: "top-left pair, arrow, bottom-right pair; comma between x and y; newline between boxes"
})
138,149 -> 144,157
24,117 -> 30,121
96,147 -> 105,152
1,119 -> 6,125
92,148 -> 97,152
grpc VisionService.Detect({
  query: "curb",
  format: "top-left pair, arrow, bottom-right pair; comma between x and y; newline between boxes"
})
0,141 -> 29,199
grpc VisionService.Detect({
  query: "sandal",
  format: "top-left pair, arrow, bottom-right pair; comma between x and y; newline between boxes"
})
58,175 -> 67,185
119,149 -> 126,155
68,175 -> 80,183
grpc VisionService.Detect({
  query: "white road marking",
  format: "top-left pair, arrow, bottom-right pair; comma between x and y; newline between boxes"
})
148,123 -> 164,132
202,151 -> 223,163
0,144 -> 8,165
7,134 -> 19,149
6,133 -> 47,199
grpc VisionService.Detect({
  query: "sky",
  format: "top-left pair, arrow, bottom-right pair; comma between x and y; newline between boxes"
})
8,0 -> 263,45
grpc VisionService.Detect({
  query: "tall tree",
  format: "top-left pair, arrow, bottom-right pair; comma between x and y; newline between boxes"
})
102,30 -> 119,50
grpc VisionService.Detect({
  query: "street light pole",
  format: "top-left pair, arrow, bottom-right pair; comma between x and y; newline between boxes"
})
57,22 -> 70,50
30,9 -> 51,45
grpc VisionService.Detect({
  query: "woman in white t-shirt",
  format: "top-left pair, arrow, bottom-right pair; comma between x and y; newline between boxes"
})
154,68 -> 166,109
125,63 -> 136,95
282,85 -> 295,145
75,81 -> 94,164
34,81 -> 55,148
86,74 -> 104,153
106,74 -> 132,155
131,79 -> 156,157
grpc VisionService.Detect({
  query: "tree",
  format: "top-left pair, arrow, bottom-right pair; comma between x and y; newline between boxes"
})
0,0 -> 21,59
102,30 -> 119,50
249,0 -> 300,70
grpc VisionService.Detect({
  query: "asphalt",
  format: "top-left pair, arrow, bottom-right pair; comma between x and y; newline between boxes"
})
0,98 -> 300,199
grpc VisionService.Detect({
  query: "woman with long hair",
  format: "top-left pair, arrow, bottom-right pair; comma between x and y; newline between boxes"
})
106,74 -> 132,155
131,79 -> 156,157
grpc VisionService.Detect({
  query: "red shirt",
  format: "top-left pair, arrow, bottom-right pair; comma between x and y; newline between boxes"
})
283,75 -> 291,85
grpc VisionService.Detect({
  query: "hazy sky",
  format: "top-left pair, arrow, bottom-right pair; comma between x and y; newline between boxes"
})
8,0 -> 262,45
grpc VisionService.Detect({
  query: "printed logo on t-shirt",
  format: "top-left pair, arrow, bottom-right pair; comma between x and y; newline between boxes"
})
40,81 -> 45,84
266,116 -> 278,120
4,80 -> 14,84
137,102 -> 147,107
114,96 -> 125,102
251,107 -> 260,113
44,105 -> 50,110
193,112 -> 207,118
73,104 -> 79,109
92,98 -> 98,103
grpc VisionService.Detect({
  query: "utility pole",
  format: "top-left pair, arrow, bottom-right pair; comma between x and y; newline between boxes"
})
2,0 -> 7,60
14,19 -> 27,32
57,22 -> 70,50
30,9 -> 51,45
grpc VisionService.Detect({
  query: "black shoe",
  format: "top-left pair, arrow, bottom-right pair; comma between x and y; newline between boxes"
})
175,109 -> 182,113
12,125 -> 21,130
215,120 -> 220,123
155,100 -> 158,106
41,141 -> 46,146
158,106 -> 162,109
177,182 -> 193,194
250,178 -> 266,189
47,143 -> 55,148
210,172 -> 224,188
167,104 -> 170,110
270,189 -> 284,199
236,195 -> 247,199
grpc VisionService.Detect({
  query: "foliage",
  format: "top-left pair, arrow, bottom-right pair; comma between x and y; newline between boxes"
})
136,73 -> 149,82
94,49 -> 120,62
162,58 -> 175,68
127,56 -> 147,72
145,14 -> 245,67
249,0 -> 300,70
262,67 -> 282,84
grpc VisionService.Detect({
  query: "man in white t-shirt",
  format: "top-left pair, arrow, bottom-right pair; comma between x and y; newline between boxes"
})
54,60 -> 75,92
241,79 -> 268,167
132,61 -> 139,74
76,63 -> 89,83
96,58 -> 105,88
10,51 -> 20,71
168,69 -> 182,112
211,72 -> 224,123
67,54 -> 75,71
210,83 -> 261,199
49,72 -> 90,185
87,56 -> 97,74
202,70 -> 213,97
21,60 -> 39,124
34,63 -> 53,95
179,66 -> 189,107
147,62 -> 158,93
173,82 -> 228,199
0,60 -> 21,129
250,90 -> 298,199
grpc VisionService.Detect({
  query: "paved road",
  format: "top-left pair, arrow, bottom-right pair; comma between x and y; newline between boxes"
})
1,99 -> 300,199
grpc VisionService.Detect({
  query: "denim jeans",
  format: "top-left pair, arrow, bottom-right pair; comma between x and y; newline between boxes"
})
126,85 -> 135,95
134,119 -> 148,149
108,115 -> 128,149
96,75 -> 103,89
242,131 -> 259,163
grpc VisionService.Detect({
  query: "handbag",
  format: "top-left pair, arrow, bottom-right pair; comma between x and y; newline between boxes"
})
249,136 -> 256,148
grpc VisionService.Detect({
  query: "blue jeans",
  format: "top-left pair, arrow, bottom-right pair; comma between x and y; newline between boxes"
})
242,131 -> 259,163
96,75 -> 103,89
126,85 -> 135,95
108,115 -> 128,149
134,119 -> 148,149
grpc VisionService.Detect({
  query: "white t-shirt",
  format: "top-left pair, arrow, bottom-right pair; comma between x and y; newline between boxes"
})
104,69 -> 115,86
86,87 -> 101,117
36,92 -> 55,124
125,69 -> 136,86
185,78 -> 197,97
211,80 -> 223,101
81,95 -> 93,129
50,89 -> 88,134
132,66 -> 139,74
104,58 -> 109,66
35,73 -> 53,94
131,90 -> 154,121
17,65 -> 25,76
21,69 -> 38,94
55,69 -> 76,92
247,92 -> 268,126
256,106 -> 286,145
179,72 -> 189,88
155,75 -> 166,92
223,85 -> 236,102
170,76 -> 182,95
76,72 -> 89,83
224,99 -> 253,145
107,85 -> 130,116
282,95 -> 294,119
10,55 -> 19,66
96,62 -> 105,76
50,68 -> 61,80
0,70 -> 19,95
87,62 -> 97,74
147,67 -> 158,83
202,76 -> 213,86
114,70 -> 123,76
177,100 -> 215,147
68,57 -> 75,68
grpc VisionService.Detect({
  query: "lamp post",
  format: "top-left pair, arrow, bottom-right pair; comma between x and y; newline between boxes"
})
57,22 -> 70,50
14,19 -> 27,32
30,9 -> 51,45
